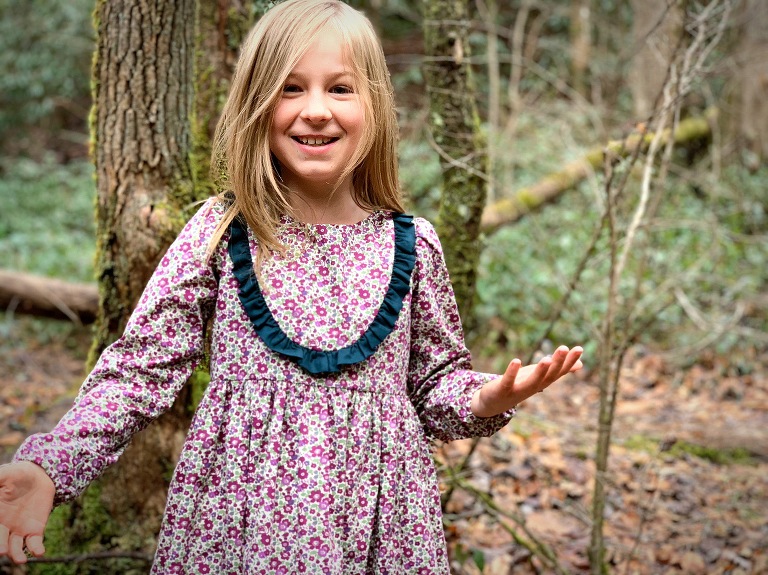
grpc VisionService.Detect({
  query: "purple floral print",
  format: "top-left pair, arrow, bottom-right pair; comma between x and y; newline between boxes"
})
14,200 -> 514,573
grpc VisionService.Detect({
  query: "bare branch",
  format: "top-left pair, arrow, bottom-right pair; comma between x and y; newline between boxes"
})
0,551 -> 153,566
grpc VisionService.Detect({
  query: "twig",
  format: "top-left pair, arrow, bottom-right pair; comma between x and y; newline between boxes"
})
620,454 -> 662,575
451,477 -> 570,575
440,437 -> 482,509
616,97 -> 670,281
588,129 -> 621,573
527,208 -> 607,364
0,550 -> 153,566
423,125 -> 490,182
589,4 -> 735,572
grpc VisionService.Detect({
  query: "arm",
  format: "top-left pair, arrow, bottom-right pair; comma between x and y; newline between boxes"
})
11,201 -> 222,505
406,219 -> 514,442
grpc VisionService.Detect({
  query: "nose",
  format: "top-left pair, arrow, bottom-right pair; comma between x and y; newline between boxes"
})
301,90 -> 332,123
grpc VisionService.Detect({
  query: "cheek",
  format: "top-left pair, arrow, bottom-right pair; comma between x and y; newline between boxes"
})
343,103 -> 365,140
269,110 -> 293,155
267,128 -> 280,158
271,102 -> 296,134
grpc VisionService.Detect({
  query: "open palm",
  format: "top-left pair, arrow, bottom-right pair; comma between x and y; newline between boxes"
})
0,462 -> 55,564
472,345 -> 584,418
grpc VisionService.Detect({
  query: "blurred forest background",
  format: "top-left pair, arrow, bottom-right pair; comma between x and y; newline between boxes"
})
0,0 -> 766,573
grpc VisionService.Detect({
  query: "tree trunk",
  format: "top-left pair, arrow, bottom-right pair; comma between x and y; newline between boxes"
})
423,0 -> 488,326
477,0 -> 500,204
89,0 -> 198,358
192,0 -> 252,196
570,0 -> 591,98
728,0 -> 768,165
39,1 -> 200,570
628,0 -> 684,120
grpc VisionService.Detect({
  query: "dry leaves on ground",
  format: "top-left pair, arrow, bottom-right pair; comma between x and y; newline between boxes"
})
442,345 -> 768,574
1,326 -> 766,574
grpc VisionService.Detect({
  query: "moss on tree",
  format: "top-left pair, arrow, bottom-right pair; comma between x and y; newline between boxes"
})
423,0 -> 488,327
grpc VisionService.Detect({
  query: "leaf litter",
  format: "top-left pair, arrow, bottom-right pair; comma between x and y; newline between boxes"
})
1,326 -> 766,574
441,345 -> 767,574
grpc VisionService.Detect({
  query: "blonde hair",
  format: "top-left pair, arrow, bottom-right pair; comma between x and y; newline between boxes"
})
208,0 -> 403,258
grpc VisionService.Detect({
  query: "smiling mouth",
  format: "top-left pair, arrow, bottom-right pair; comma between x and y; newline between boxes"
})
292,136 -> 339,146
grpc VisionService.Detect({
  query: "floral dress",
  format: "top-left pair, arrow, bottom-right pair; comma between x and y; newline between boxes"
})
15,200 -> 514,574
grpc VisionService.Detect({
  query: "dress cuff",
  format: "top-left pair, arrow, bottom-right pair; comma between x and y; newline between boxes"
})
462,372 -> 516,437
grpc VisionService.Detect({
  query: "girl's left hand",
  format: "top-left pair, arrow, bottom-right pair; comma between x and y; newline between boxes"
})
471,345 -> 584,418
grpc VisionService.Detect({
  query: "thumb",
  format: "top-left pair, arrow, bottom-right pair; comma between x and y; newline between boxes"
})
501,359 -> 521,388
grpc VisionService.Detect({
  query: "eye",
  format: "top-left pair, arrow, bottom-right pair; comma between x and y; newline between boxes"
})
282,84 -> 302,94
330,85 -> 354,95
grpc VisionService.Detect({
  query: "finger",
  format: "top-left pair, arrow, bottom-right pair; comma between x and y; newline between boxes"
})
501,358 -> 522,386
560,346 -> 584,375
534,355 -> 552,377
26,534 -> 45,557
529,356 -> 552,389
9,533 -> 26,564
546,346 -> 569,379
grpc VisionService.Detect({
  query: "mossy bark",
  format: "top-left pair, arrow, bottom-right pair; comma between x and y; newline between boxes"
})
89,0 -> 198,359
36,1 -> 200,571
191,0 -> 252,199
187,0 -> 254,413
423,0 -> 488,327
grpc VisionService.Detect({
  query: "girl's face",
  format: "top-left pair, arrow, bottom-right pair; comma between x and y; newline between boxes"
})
269,31 -> 365,198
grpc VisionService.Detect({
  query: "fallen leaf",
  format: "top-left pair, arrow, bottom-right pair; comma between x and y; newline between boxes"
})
679,551 -> 707,574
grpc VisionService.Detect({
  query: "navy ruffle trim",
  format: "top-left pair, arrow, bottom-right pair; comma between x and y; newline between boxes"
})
228,213 -> 416,374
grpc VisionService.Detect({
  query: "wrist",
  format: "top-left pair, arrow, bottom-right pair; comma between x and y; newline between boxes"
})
471,388 -> 502,418
18,461 -> 55,493
471,378 -> 525,418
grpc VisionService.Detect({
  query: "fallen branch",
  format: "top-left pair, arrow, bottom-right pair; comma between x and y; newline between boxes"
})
480,110 -> 716,233
0,269 -> 98,324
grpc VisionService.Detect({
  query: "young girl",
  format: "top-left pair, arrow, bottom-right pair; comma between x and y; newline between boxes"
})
0,0 -> 582,572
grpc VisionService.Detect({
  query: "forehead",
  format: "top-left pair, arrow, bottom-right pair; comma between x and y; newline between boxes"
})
288,29 -> 355,76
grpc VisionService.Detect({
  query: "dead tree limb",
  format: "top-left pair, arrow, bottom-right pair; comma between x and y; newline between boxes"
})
480,111 -> 716,233
0,269 -> 98,324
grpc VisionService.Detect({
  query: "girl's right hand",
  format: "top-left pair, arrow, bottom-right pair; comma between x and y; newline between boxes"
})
0,461 -> 55,564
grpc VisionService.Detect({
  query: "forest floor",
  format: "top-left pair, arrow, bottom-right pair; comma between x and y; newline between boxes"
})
1,322 -> 766,575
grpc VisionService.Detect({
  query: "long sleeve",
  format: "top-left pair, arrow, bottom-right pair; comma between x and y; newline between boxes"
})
407,218 -> 515,442
13,201 -> 222,504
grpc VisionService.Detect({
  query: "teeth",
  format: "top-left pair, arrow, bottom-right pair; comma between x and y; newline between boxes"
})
297,136 -> 333,146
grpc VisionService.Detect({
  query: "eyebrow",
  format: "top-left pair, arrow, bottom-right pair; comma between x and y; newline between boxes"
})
285,70 -> 354,82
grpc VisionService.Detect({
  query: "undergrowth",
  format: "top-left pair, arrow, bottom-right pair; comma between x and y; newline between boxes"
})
0,156 -> 95,281
471,155 -> 768,370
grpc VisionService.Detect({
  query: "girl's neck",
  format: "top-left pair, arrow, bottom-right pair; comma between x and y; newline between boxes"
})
286,179 -> 370,225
